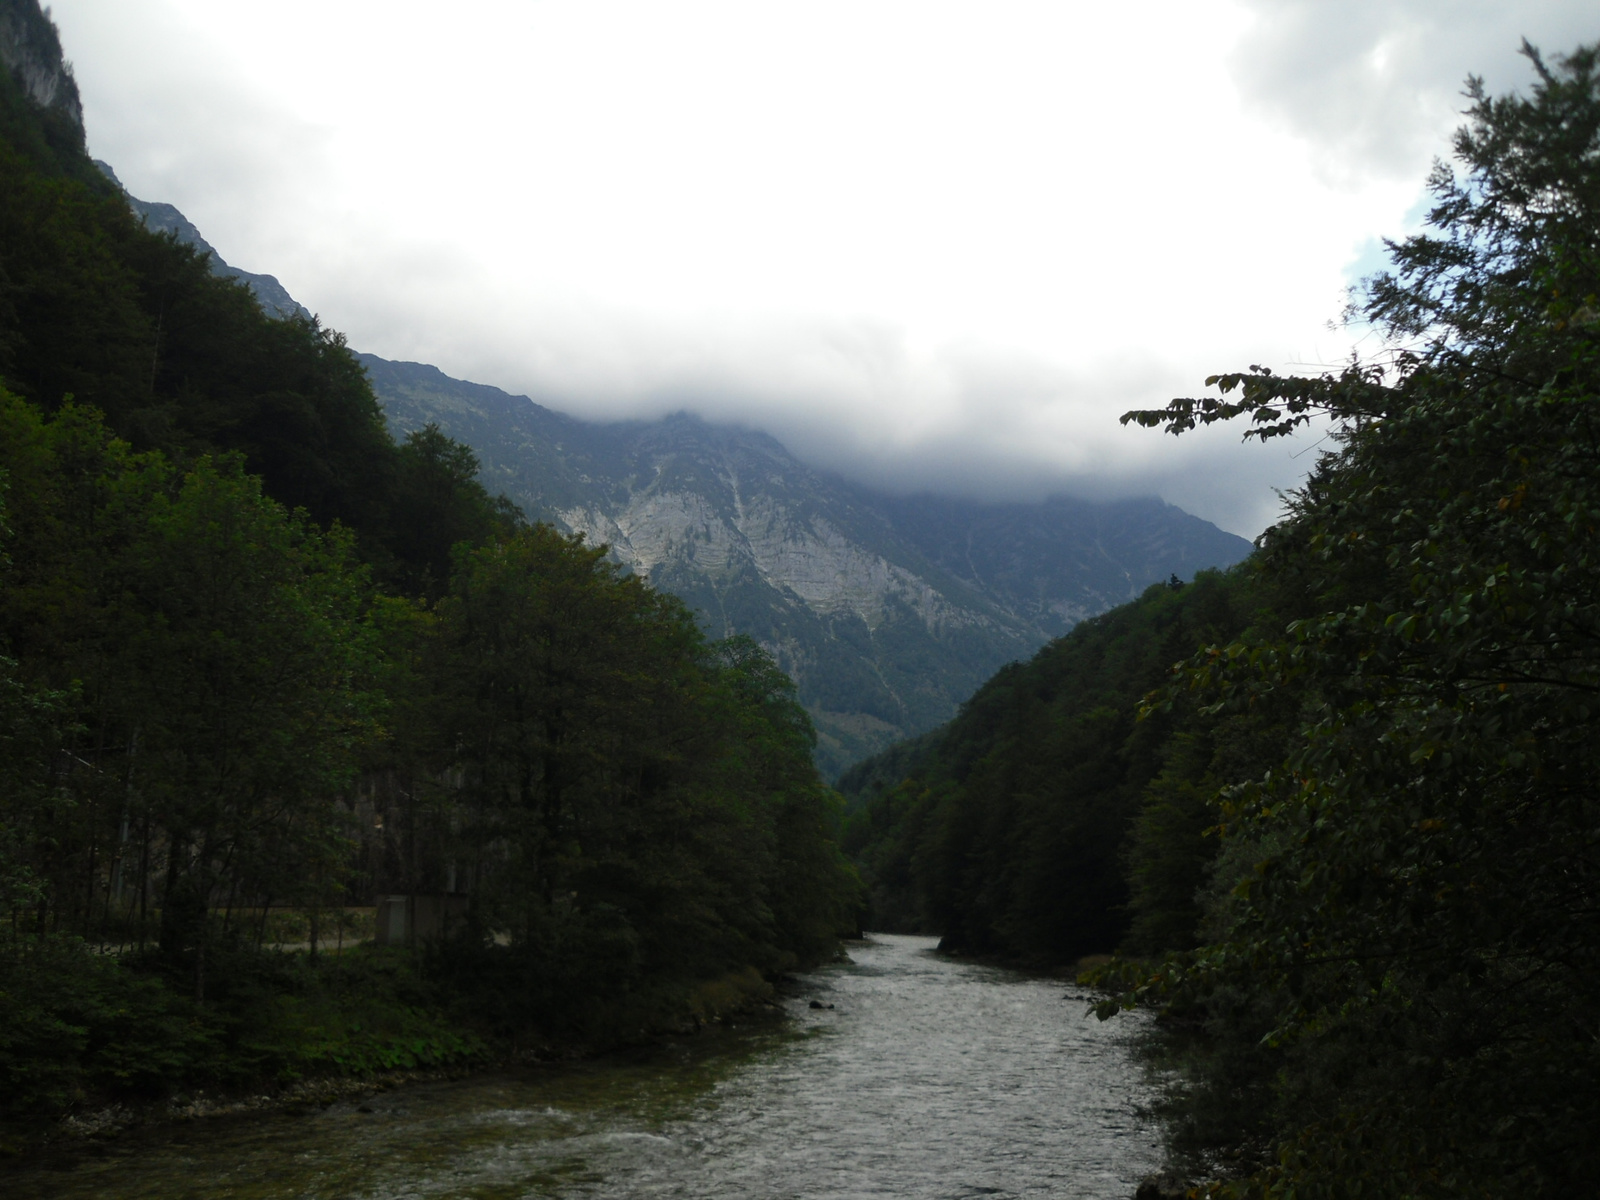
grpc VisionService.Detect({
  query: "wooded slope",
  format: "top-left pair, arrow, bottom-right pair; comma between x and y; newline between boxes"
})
842,40 -> 1600,1197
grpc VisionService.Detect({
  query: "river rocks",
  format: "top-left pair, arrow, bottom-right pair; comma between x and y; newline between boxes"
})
58,1104 -> 135,1139
1135,1171 -> 1192,1199
20,1066 -> 469,1159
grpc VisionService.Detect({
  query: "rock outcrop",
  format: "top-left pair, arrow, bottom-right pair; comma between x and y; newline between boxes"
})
0,0 -> 82,133
364,354 -> 1254,774
79,160 -> 1253,775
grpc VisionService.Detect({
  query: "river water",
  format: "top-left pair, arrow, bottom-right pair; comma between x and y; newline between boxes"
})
7,934 -> 1161,1199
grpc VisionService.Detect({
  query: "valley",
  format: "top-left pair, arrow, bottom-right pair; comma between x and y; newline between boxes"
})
362,352 -> 1252,773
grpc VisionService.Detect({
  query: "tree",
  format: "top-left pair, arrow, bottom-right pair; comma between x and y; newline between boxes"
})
124,458 -> 381,993
385,423 -> 523,597
1104,42 -> 1600,1197
706,635 -> 861,963
405,530 -> 859,1031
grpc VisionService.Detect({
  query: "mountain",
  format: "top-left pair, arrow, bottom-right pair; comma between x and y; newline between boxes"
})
86,172 -> 1253,777
94,160 -> 310,321
1,0 -> 79,126
363,355 -> 1253,774
872,490 -> 1254,641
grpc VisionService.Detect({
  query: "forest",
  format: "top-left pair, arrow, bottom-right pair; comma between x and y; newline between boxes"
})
0,6 -> 858,1128
841,40 -> 1600,1197
7,0 -> 1600,1191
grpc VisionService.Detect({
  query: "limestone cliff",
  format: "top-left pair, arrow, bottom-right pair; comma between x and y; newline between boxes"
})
76,159 -> 1252,774
0,0 -> 82,134
363,355 -> 1253,775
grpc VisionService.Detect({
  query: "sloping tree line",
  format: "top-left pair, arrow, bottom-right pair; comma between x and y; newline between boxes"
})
841,41 -> 1600,1195
0,3 -> 858,1119
0,395 -> 856,1112
837,568 -> 1279,959
1095,41 -> 1600,1196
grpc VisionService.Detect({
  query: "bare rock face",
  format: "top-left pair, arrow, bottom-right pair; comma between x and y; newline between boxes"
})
363,355 -> 1253,776
561,488 -> 984,636
0,0 -> 83,132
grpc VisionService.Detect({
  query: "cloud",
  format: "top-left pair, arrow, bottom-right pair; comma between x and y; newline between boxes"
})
49,0 -> 1571,542
1228,0 -> 1599,184
347,286 -> 1322,537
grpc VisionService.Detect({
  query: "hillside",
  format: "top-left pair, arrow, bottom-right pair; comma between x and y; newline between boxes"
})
835,567 -> 1272,951
73,156 -> 1253,775
364,354 -> 1253,774
0,0 -> 859,1126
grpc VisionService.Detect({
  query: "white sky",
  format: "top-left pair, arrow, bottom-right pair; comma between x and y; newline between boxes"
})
49,0 -> 1597,536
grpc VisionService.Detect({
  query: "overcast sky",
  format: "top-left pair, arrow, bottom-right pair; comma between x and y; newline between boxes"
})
49,1 -> 1597,536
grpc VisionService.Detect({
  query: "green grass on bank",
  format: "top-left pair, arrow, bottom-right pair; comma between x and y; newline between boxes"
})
0,934 -> 487,1125
0,932 -> 792,1133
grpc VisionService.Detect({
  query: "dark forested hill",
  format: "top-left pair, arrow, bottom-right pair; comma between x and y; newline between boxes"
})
363,354 -> 1254,774
0,0 -> 860,1131
835,566 -> 1286,955
59,141 -> 1254,779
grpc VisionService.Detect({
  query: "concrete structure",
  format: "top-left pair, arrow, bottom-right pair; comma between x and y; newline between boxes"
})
373,893 -> 469,947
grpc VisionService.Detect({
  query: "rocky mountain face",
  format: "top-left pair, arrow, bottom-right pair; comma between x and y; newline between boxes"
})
364,355 -> 1253,775
93,168 -> 1253,775
0,0 -> 81,129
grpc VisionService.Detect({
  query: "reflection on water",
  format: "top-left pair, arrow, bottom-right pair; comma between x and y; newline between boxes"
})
5,934 -> 1159,1199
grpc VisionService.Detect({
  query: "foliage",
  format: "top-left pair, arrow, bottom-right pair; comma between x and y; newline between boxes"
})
0,937 -> 486,1118
411,533 -> 860,1034
1098,41 -> 1600,1197
387,423 -> 524,598
0,2 -> 859,1124
839,569 -> 1272,959
0,394 -> 382,984
0,937 -> 208,1116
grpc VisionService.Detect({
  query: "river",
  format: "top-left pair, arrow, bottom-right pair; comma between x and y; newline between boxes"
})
6,934 -> 1162,1199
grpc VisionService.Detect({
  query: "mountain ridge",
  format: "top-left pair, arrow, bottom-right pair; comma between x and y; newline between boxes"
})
363,352 -> 1253,773
84,172 -> 1253,774
94,160 -> 310,321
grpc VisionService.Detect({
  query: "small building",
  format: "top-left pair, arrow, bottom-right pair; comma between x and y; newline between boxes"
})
373,893 -> 469,947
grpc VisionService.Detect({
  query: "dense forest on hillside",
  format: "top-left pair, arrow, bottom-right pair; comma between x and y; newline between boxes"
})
839,568 -> 1293,957
844,41 -> 1600,1198
0,1 -> 857,1126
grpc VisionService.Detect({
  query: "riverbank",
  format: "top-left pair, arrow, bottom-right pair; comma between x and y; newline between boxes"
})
18,999 -> 792,1164
1,935 -> 1162,1200
0,937 -> 799,1163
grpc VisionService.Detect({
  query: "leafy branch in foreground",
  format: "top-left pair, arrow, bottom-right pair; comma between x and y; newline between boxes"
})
1097,40 -> 1600,1199
1119,363 -> 1395,442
